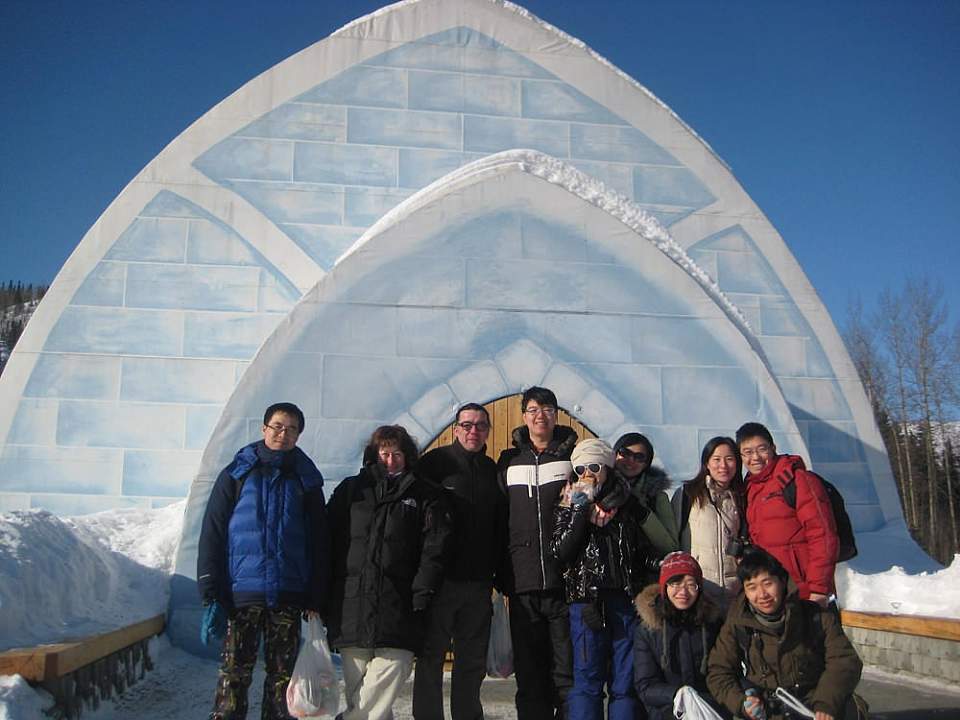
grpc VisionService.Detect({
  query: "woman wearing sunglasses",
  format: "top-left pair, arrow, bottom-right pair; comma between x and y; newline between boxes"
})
613,433 -> 679,559
633,552 -> 729,720
551,439 -> 649,720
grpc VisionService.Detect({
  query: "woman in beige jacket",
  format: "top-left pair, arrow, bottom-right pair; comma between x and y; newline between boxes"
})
672,436 -> 745,602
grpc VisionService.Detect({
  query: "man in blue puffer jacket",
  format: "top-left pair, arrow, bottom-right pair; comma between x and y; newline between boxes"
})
198,402 -> 331,720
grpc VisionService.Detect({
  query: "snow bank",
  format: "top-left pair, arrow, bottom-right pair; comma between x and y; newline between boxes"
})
0,675 -> 53,720
0,502 -> 184,650
838,554 -> 960,617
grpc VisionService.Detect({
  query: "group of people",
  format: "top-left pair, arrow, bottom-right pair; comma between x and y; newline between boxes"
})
196,388 -> 864,720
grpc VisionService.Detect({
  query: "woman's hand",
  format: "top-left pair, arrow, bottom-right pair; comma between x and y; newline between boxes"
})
590,504 -> 618,526
813,712 -> 833,720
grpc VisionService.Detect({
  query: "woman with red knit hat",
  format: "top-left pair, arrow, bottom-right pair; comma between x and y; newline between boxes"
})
633,552 -> 729,720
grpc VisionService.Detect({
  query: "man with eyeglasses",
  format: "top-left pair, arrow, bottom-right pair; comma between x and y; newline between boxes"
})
412,403 -> 507,720
735,422 -> 839,607
497,387 -> 577,720
198,402 -> 331,720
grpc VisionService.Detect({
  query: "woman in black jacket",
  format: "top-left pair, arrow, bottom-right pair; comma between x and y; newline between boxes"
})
633,552 -> 729,720
326,425 -> 453,720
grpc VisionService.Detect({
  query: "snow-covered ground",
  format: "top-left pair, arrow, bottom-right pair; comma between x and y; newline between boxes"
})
1,502 -> 958,718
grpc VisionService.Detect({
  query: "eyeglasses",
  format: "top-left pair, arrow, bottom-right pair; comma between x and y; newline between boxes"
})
456,421 -> 490,433
265,423 -> 300,437
740,445 -> 772,459
666,579 -> 699,592
573,463 -> 603,476
617,448 -> 647,462
523,406 -> 556,417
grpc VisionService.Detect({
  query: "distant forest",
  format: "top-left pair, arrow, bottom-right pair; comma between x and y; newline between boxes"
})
0,281 -> 48,375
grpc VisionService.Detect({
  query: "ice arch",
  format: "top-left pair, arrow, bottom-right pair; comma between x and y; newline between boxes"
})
0,0 -> 903,573
168,151 -> 871,651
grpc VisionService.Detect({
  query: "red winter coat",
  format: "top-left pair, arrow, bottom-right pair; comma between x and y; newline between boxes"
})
745,454 -> 839,598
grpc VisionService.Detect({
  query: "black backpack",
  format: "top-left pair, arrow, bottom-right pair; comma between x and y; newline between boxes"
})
778,466 -> 858,562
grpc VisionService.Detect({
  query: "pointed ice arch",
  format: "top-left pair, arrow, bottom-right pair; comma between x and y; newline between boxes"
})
0,0 -> 899,569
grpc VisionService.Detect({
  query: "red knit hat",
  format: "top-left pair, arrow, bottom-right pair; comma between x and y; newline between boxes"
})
658,551 -> 703,596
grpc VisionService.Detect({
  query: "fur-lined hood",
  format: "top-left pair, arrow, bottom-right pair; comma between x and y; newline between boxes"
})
634,583 -> 724,632
636,465 -> 671,496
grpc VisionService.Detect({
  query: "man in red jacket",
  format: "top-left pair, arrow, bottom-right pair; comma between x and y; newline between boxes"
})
735,422 -> 839,607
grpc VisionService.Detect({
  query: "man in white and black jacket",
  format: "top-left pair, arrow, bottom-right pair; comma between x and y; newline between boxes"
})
497,387 -> 577,720
413,403 -> 508,720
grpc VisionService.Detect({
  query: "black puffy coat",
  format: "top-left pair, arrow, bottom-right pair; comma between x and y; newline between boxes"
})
325,463 -> 453,654
550,474 -> 650,603
416,440 -> 507,585
633,584 -> 728,720
498,425 -> 577,594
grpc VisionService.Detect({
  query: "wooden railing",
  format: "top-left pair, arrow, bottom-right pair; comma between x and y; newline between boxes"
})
840,609 -> 960,642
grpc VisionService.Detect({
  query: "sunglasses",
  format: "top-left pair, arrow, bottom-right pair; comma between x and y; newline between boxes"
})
617,448 -> 647,462
573,463 -> 603,476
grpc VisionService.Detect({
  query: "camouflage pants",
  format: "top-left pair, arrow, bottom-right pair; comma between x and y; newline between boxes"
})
210,604 -> 301,720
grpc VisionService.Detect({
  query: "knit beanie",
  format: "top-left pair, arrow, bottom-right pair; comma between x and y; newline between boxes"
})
570,438 -> 615,469
613,432 -> 654,464
659,551 -> 703,596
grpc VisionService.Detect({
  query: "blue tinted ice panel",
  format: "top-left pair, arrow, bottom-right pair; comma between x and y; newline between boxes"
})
811,463 -> 879,505
759,336 -> 809,377
45,307 -> 182,356
24,354 -> 120,400
782,381 -> 853,421
106,218 -> 187,263
347,108 -> 461,150
340,256 -> 465,307
122,450 -> 201,497
32,494 -> 147,515
186,406 -> 223,450
57,401 -> 185,450
522,81 -> 625,125
120,358 -> 237,403
571,125 -> 677,165
366,28 -> 553,79
396,307 -> 525,359
280,225 -> 362,269
227,181 -> 343,225
693,227 -> 752,253
407,71 -> 464,113
0,446 -> 120,494
543,314 -> 632,363
630,316 -> 738,367
322,355 -> 430,419
8,399 -> 57,445
581,363 -> 662,425
183,313 -> 280,359
294,143 -> 396,187
297,305 -> 397,355
715,251 -> 785,295
71,262 -> 125,307
297,66 -> 407,109
125,265 -> 259,312
142,190 -> 207,219
662,367 -> 758,425
344,187 -> 412,227
467,259 -> 586,312
430,212 -> 523,260
568,161 -> 634,197
399,149 -> 482,189
807,421 -> 867,463
186,221 -> 260,266
584,265 -> 690,315
464,75 -> 521,116
521,218 -> 586,262
195,138 -> 293,182
258,272 -> 300,313
759,297 -> 808,336
633,166 -> 715,207
238,103 -> 346,143
464,116 -> 568,156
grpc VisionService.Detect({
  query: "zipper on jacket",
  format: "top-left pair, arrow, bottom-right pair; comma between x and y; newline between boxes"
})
533,453 -> 547,590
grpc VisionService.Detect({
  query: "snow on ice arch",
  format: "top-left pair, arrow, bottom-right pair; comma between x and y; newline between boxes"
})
0,0 -> 898,553
166,150 -> 885,653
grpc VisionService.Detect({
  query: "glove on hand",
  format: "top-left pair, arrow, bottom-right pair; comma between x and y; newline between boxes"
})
570,491 -> 591,507
200,601 -> 228,646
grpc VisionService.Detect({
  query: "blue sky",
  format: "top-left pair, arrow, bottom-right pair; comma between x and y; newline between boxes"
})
1,0 -> 958,330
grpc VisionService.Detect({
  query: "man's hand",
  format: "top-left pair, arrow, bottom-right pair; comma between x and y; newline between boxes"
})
809,592 -> 829,608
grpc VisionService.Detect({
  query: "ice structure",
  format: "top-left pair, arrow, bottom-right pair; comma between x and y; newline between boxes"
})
0,0 -> 917,647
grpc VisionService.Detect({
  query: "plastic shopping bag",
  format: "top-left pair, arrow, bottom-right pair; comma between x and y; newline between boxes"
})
672,685 -> 725,720
286,618 -> 340,718
486,591 -> 513,678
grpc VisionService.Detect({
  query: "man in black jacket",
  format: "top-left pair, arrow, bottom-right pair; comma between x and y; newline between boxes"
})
413,403 -> 507,720
498,387 -> 577,720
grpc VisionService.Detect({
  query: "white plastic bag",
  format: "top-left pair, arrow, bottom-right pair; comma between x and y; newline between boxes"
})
286,618 -> 340,718
672,685 -> 725,720
486,591 -> 513,678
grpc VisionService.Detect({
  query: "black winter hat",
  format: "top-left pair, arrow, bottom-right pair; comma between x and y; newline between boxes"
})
613,432 -> 654,464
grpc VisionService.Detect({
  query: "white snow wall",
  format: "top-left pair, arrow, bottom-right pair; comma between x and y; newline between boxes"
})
0,0 -> 908,645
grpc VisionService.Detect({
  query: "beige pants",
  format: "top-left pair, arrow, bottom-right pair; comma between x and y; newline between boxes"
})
340,646 -> 415,720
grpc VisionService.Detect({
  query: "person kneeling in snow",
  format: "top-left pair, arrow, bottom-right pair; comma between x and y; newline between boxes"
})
197,402 -> 331,720
633,552 -> 729,720
707,548 -> 863,720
